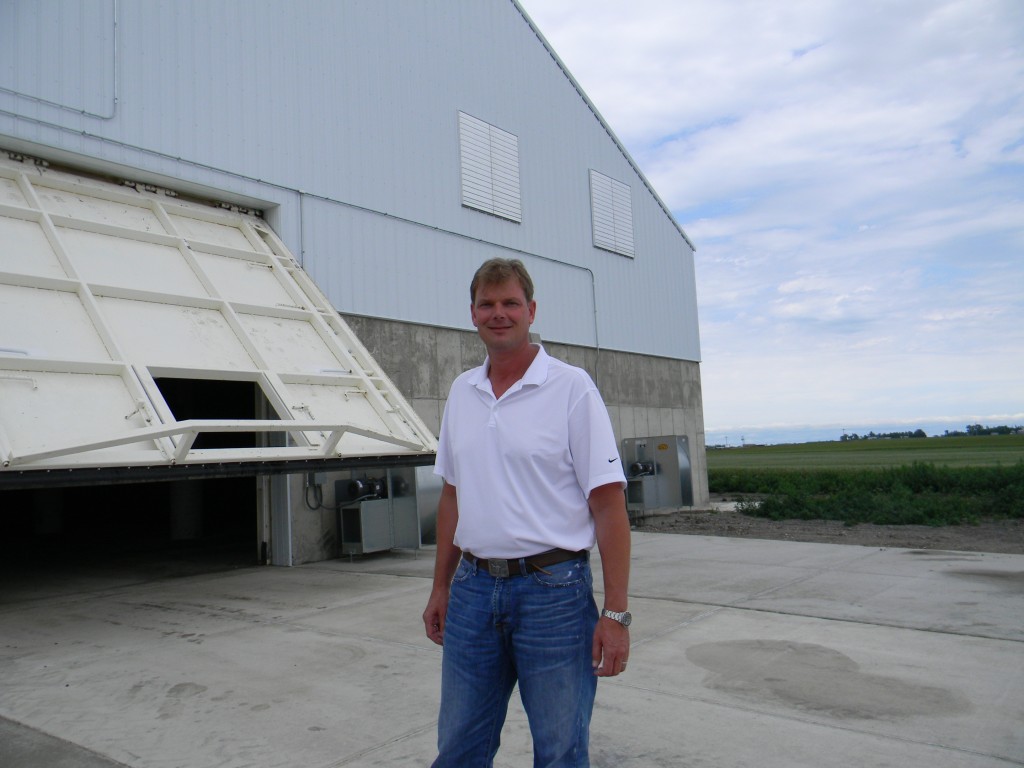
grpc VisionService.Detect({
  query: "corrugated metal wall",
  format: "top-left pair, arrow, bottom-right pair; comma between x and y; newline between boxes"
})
0,0 -> 700,362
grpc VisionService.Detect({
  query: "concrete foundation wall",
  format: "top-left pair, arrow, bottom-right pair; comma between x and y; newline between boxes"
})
342,312 -> 710,506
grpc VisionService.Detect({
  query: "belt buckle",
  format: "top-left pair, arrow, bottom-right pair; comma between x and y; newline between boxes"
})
487,559 -> 511,578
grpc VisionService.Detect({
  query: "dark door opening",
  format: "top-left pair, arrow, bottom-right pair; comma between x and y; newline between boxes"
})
0,379 -> 281,590
153,376 -> 280,449
0,476 -> 259,583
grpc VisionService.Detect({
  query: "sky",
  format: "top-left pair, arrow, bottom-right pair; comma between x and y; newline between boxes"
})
518,0 -> 1024,445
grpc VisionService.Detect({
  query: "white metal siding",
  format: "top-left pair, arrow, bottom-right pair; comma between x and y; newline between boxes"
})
0,0 -> 701,362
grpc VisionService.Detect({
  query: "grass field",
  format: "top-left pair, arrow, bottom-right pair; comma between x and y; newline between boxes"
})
707,434 -> 1024,470
706,435 -> 1024,524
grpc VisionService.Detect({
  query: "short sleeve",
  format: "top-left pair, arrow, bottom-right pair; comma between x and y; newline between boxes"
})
567,384 -> 626,497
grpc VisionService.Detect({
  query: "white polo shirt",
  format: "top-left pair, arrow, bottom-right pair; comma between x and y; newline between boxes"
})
434,345 -> 626,559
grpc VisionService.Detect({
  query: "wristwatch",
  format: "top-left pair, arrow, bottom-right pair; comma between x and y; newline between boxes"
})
601,608 -> 632,627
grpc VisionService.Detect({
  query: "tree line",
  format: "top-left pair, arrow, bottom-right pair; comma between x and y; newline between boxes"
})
840,429 -> 927,441
839,424 -> 1022,441
944,424 -> 1023,437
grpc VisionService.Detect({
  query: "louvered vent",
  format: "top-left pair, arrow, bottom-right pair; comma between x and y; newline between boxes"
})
458,111 -> 521,223
590,170 -> 634,258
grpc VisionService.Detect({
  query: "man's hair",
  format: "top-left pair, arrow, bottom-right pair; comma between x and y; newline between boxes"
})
470,258 -> 535,304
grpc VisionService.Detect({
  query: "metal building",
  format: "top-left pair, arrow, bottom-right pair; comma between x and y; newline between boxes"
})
0,0 -> 707,566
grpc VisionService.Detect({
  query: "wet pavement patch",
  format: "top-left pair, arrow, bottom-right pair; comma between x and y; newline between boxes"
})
686,639 -> 971,720
946,570 -> 1024,590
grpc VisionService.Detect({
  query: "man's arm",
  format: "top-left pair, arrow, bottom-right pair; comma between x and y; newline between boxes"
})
589,482 -> 630,676
422,481 -> 461,645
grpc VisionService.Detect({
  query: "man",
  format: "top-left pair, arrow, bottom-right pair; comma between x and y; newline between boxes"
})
422,258 -> 631,767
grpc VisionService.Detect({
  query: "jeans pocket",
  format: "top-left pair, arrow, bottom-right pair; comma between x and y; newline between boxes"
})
530,557 -> 589,588
451,557 -> 474,584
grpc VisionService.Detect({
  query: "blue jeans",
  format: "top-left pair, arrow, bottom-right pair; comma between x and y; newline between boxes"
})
433,554 -> 598,768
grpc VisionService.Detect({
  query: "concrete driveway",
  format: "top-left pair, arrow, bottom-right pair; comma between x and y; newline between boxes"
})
1,532 -> 1022,767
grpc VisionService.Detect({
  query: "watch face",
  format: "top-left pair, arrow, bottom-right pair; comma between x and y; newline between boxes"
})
620,611 -> 632,627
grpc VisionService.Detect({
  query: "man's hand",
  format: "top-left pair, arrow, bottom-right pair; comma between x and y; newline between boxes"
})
423,588 -> 448,646
424,481 -> 460,646
592,616 -> 630,676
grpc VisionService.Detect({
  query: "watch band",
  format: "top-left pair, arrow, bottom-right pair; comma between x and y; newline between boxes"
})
601,608 -> 632,626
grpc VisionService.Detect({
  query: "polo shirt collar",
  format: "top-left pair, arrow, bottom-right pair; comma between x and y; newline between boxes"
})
472,344 -> 550,395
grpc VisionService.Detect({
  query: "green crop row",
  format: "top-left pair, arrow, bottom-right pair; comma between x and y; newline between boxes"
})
708,462 -> 1024,526
707,434 -> 1024,470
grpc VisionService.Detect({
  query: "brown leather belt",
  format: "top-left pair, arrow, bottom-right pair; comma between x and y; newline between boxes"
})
462,548 -> 588,578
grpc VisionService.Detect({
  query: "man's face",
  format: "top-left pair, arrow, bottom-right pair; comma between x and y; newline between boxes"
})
471,278 -> 536,353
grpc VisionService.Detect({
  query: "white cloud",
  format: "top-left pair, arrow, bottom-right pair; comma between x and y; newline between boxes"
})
520,0 -> 1024,441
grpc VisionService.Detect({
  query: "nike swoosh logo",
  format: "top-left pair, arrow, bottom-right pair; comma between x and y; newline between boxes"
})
608,457 -> 618,463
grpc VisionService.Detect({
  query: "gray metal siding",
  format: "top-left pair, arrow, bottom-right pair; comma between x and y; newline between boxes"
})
0,0 -> 117,118
0,0 -> 700,362
300,195 -> 598,347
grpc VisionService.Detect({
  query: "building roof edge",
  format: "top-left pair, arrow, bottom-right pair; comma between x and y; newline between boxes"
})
511,0 -> 697,252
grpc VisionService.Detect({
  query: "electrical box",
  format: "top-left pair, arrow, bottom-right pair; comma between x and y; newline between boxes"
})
335,466 -> 442,556
621,435 -> 693,517
338,498 -> 394,555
